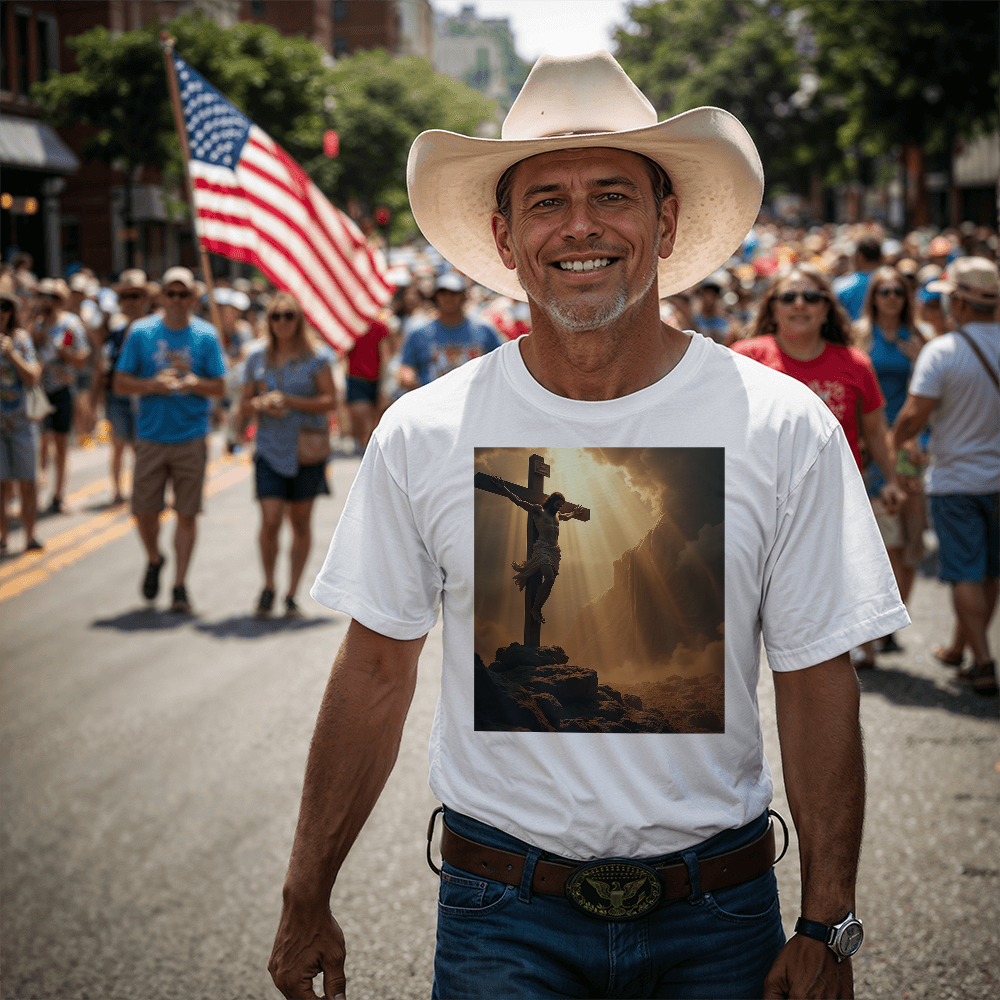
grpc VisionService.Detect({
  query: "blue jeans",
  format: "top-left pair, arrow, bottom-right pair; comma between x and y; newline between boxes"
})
432,809 -> 785,999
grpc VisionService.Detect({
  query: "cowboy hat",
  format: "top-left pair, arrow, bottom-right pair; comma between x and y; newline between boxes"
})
936,256 -> 999,308
112,268 -> 155,295
37,277 -> 70,301
406,50 -> 763,302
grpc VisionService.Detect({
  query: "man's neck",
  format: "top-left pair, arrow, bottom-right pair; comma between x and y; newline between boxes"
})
162,313 -> 192,332
436,313 -> 466,329
518,294 -> 689,401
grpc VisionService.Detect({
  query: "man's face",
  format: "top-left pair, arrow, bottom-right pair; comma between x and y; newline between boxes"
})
491,147 -> 678,333
162,282 -> 194,325
435,288 -> 466,323
117,288 -> 149,321
38,293 -> 59,318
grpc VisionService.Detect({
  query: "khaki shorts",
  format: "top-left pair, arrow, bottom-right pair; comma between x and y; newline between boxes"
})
871,491 -> 926,568
132,437 -> 208,518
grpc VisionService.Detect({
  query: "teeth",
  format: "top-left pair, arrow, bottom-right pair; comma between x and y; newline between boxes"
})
558,258 -> 611,271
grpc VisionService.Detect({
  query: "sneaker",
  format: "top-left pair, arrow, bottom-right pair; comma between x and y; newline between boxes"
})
284,596 -> 303,619
255,587 -> 275,618
169,584 -> 193,615
142,555 -> 165,600
25,538 -> 44,552
957,661 -> 998,696
44,496 -> 66,515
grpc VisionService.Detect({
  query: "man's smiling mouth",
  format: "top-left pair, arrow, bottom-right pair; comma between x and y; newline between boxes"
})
556,258 -> 615,272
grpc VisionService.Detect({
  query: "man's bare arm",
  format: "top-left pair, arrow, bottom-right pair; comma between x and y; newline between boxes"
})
269,620 -> 426,1000
763,653 -> 862,1000
487,475 -> 537,513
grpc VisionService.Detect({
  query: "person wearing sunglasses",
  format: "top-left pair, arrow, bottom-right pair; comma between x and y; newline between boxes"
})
854,267 -> 928,656
733,264 -> 907,671
0,276 -> 43,554
112,266 -> 226,615
240,292 -> 337,619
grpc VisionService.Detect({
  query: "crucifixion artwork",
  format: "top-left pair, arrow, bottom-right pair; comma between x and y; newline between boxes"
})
474,447 -> 726,734
475,453 -> 590,646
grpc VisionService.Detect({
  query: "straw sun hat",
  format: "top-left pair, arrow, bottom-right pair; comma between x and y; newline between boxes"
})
407,50 -> 764,302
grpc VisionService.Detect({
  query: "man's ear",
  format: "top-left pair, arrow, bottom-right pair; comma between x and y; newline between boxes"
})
492,212 -> 518,272
658,194 -> 680,261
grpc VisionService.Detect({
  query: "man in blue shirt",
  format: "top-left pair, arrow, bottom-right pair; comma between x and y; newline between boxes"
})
832,236 -> 882,320
398,272 -> 501,389
113,266 -> 225,614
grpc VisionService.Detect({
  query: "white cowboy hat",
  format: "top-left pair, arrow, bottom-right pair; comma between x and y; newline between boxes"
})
407,50 -> 763,302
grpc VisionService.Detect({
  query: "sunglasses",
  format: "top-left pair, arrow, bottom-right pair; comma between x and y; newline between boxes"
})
40,293 -> 61,301
164,289 -> 191,299
0,301 -> 13,312
269,311 -> 298,322
119,292 -> 146,301
776,290 -> 826,305
876,287 -> 906,298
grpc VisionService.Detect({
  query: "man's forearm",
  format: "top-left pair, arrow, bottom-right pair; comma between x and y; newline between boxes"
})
773,654 -> 864,923
282,621 -> 425,908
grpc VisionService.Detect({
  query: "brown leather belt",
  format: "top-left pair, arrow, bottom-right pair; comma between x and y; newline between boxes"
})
439,817 -> 776,902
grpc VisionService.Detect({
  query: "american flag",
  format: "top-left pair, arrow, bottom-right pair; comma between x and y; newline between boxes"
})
174,52 -> 393,351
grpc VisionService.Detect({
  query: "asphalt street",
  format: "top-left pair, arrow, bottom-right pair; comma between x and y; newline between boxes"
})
1,433 -> 997,1000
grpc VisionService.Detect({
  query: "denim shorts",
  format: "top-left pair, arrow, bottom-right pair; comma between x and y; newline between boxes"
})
433,808 -> 785,999
929,493 -> 999,582
254,454 -> 330,503
0,417 -> 36,482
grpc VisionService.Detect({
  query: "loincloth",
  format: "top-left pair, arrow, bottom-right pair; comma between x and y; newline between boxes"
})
511,539 -> 561,590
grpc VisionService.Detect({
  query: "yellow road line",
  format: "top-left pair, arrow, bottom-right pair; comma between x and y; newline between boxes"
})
0,451 -> 251,603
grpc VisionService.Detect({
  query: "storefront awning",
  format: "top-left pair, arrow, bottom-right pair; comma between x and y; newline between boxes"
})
0,116 -> 79,174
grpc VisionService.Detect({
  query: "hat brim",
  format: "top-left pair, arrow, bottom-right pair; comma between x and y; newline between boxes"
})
407,106 -> 763,301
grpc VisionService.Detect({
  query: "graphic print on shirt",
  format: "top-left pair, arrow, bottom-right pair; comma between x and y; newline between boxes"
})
152,339 -> 193,374
474,447 -> 724,734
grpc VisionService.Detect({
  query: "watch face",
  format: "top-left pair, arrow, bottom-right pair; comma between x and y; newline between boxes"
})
838,922 -> 864,956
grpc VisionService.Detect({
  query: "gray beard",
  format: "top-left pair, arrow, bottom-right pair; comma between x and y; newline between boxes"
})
522,257 -> 659,333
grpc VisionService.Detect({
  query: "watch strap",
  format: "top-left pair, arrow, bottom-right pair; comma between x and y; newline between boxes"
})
795,917 -> 833,944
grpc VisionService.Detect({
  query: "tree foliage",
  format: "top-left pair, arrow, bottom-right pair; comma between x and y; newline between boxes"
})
805,0 -> 999,159
613,0 -> 999,196
31,13 -> 498,232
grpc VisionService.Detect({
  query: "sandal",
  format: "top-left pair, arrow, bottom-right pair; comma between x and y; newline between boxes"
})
932,646 -> 964,667
284,596 -> 303,619
957,661 -> 998,696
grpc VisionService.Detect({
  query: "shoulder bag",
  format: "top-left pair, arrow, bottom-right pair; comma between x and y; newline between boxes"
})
276,360 -> 332,466
25,384 -> 55,421
955,326 -> 999,393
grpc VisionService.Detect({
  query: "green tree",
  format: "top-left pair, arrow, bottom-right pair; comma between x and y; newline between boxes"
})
805,0 -> 999,224
613,0 -> 843,199
323,49 -> 498,235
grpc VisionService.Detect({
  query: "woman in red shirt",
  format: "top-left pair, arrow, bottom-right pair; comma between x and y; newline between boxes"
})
732,263 -> 906,668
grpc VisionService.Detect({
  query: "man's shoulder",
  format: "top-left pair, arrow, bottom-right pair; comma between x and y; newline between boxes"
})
187,315 -> 222,342
125,314 -> 163,343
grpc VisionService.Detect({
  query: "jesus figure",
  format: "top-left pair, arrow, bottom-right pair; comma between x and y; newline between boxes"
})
486,475 -> 584,624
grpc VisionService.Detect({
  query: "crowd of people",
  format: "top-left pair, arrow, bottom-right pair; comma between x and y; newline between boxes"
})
1,213 -> 996,675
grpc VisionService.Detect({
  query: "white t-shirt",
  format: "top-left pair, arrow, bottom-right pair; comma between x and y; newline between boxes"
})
312,334 -> 908,858
907,322 -> 1000,495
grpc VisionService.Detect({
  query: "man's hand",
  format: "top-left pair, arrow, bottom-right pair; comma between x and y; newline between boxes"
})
268,901 -> 346,999
0,334 -> 14,358
763,936 -> 854,999
879,480 -> 907,516
152,368 -> 182,393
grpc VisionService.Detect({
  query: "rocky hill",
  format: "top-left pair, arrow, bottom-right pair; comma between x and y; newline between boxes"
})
475,643 -> 676,733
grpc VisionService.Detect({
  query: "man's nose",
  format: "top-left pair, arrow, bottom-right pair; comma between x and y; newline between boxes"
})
560,197 -> 603,241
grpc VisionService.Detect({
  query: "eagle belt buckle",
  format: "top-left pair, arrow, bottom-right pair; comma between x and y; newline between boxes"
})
564,859 -> 662,921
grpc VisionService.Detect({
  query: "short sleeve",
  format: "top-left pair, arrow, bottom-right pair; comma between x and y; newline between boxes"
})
908,340 -> 945,400
856,350 -> 885,414
116,329 -> 142,375
760,424 -> 910,670
401,329 -> 425,368
311,435 -> 442,639
243,350 -> 262,385
199,334 -> 227,378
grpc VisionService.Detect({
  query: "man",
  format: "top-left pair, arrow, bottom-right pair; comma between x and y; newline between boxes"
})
397,272 -> 501,390
270,52 -> 907,999
94,269 -> 154,505
112,266 -> 225,614
832,236 -> 882,320
893,256 -> 999,695
691,274 -> 733,344
488,477 -> 583,624
31,278 -> 90,514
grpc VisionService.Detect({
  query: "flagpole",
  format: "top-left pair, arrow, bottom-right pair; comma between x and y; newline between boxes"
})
161,32 -> 224,343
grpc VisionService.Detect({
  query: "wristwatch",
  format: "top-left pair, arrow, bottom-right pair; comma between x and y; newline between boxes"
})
794,912 -> 864,961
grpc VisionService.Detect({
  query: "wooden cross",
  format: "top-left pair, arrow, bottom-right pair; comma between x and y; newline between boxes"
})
475,453 -> 590,647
